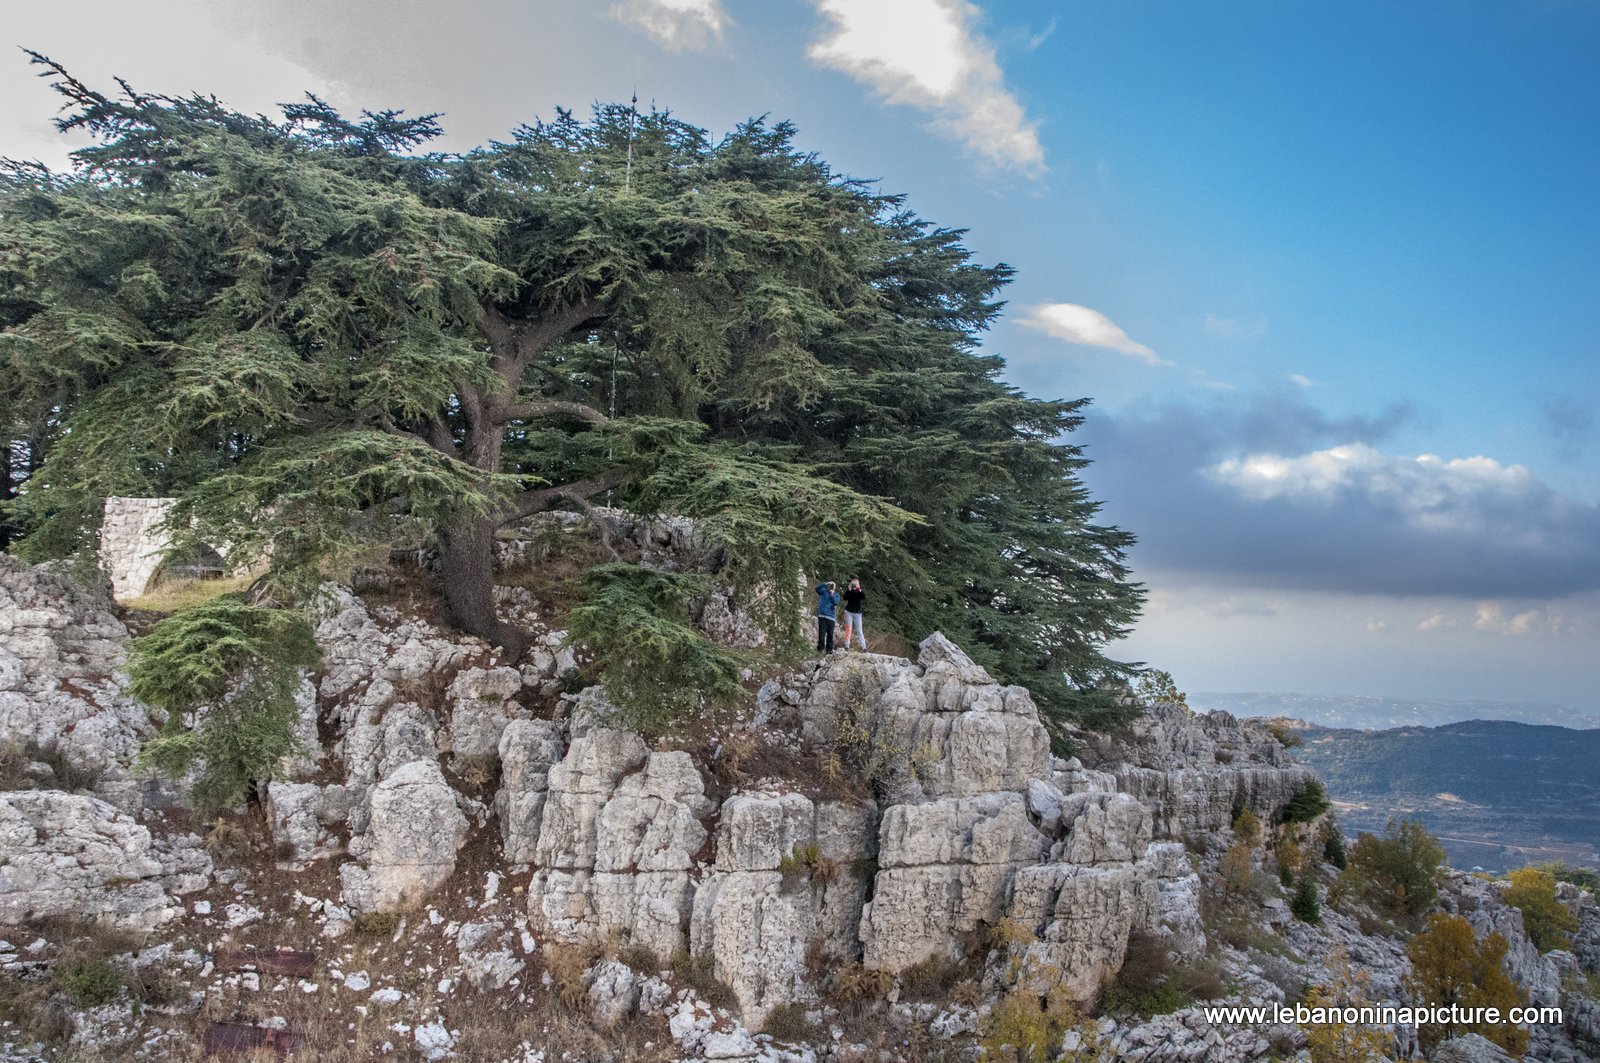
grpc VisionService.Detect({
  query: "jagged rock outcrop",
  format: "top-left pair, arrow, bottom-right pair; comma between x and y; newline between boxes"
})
496,717 -> 565,865
1066,702 -> 1317,838
339,760 -> 470,914
1432,1033 -> 1517,1063
443,665 -> 524,758
783,636 -> 1051,802
0,790 -> 209,930
4,555 -> 1594,1061
862,793 -> 1049,972
690,791 -> 876,1025
527,729 -> 711,958
266,781 -> 351,869
0,557 -> 154,809
1448,871 -> 1564,1006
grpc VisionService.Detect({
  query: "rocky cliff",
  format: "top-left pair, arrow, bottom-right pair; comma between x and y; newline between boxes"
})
2,554 -> 1597,1062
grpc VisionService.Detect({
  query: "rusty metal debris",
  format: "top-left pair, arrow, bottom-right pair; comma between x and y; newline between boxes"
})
202,1022 -> 305,1054
213,946 -> 316,977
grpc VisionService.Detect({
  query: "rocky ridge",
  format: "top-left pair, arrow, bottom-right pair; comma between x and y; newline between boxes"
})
2,554 -> 1598,1061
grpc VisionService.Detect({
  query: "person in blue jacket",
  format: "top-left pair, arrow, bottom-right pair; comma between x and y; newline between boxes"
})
815,581 -> 840,653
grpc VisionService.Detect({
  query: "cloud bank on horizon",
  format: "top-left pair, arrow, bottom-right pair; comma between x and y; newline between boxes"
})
1081,392 -> 1600,601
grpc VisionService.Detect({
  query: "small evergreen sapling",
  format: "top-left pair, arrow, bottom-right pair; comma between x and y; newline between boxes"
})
1292,869 -> 1321,924
1282,779 -> 1331,824
129,595 -> 319,810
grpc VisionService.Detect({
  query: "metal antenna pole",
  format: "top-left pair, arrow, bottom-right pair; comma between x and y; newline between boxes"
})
623,90 -> 638,194
611,92 -> 636,509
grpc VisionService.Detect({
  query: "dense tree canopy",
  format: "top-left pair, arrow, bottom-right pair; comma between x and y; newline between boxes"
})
1,55 -> 1143,729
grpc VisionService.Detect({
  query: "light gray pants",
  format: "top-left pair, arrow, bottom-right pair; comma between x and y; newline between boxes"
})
842,611 -> 866,649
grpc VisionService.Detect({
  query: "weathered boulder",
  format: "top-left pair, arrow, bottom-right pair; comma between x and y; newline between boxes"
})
1007,863 -> 1154,1000
533,728 -> 650,870
791,634 -> 1051,802
340,760 -> 469,914
455,919 -> 525,990
1431,1033 -> 1516,1063
266,781 -> 350,868
595,751 -> 710,872
1052,791 -> 1153,866
1136,841 -> 1207,960
0,790 -> 210,930
586,959 -> 642,1027
444,666 -> 525,758
496,718 -> 565,865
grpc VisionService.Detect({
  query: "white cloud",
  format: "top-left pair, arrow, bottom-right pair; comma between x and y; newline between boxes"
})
806,0 -> 1044,176
1202,312 -> 1267,339
3,1 -> 339,168
1210,443 -> 1546,535
1025,17 -> 1058,52
612,0 -> 728,50
1473,601 -> 1567,637
1205,595 -> 1279,619
1288,373 -> 1318,388
1417,611 -> 1454,631
1020,302 -> 1168,365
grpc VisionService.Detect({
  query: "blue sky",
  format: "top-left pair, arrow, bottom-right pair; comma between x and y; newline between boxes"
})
5,0 -> 1598,711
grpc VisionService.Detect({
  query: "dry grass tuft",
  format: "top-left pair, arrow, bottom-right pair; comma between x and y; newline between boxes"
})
124,574 -> 256,614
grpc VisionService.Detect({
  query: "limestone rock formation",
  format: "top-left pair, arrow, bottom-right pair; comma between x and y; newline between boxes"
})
3,555 -> 1595,1062
690,791 -> 876,1025
0,790 -> 209,930
496,717 -> 565,865
1067,702 -> 1319,838
527,729 -> 710,958
340,760 -> 470,914
0,557 -> 155,809
862,793 -> 1049,972
266,781 -> 350,869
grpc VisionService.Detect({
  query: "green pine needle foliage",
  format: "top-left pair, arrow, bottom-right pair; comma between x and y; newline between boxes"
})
129,595 -> 319,810
1292,869 -> 1322,924
566,564 -> 745,734
5,61 -> 1148,730
1282,779 -> 1332,824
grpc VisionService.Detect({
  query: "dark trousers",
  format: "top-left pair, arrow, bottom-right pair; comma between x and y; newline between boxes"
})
817,616 -> 835,652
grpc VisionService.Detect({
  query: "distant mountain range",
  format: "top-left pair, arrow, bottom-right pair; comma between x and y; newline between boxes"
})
1193,691 -> 1600,730
1288,719 -> 1600,875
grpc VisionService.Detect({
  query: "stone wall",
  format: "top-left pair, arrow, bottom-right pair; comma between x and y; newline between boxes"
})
100,496 -> 178,601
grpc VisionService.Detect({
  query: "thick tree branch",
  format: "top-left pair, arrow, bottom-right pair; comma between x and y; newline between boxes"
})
482,297 -> 607,385
544,489 -> 622,560
493,400 -> 609,426
420,417 -> 455,454
510,466 -> 631,521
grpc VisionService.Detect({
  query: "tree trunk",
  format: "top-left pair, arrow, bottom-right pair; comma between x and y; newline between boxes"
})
438,516 -> 526,661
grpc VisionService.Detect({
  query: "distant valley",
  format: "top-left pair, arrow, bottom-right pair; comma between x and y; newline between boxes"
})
1288,719 -> 1600,874
1194,691 -> 1600,730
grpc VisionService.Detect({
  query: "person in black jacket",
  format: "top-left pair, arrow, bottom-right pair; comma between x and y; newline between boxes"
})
840,578 -> 867,651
